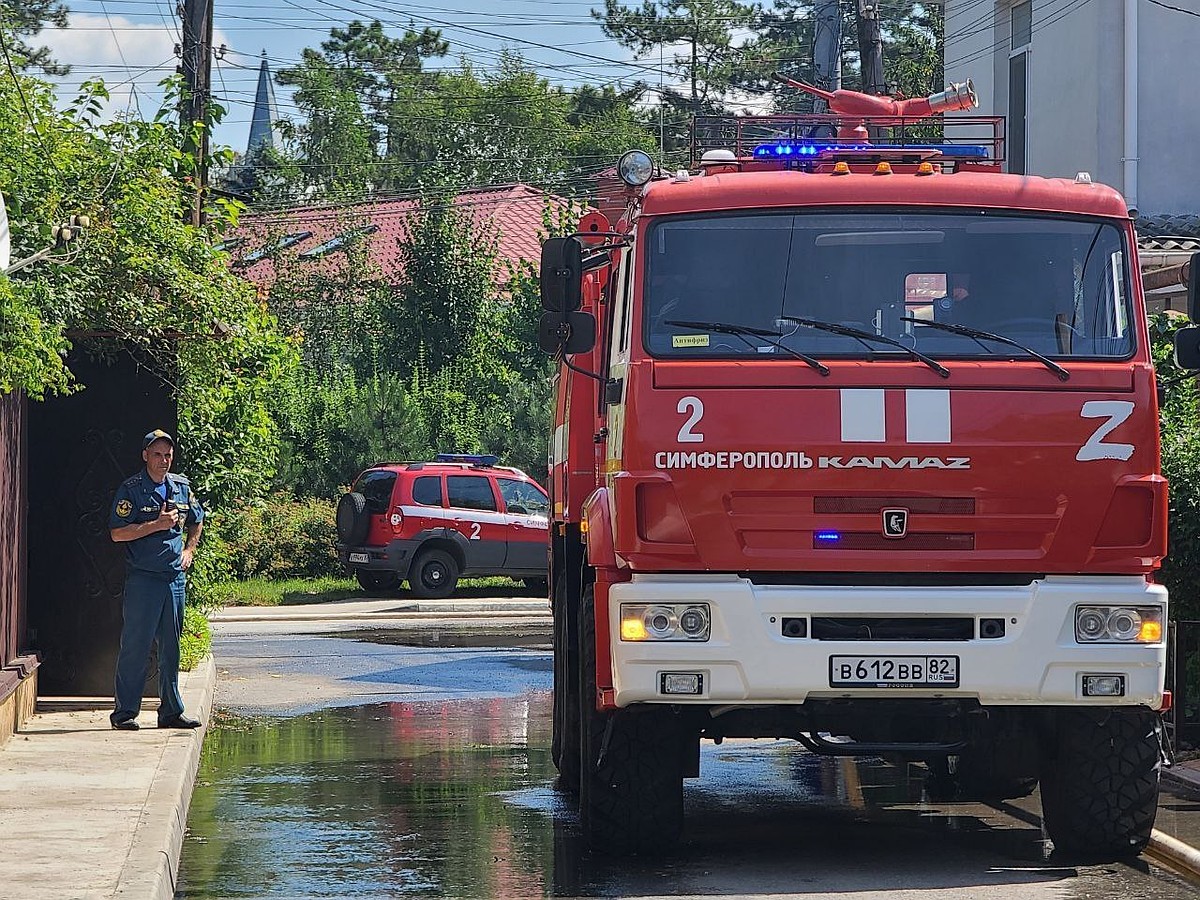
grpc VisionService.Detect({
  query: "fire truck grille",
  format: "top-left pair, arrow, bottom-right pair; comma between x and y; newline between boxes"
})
813,533 -> 975,551
811,617 -> 975,641
813,496 -> 976,516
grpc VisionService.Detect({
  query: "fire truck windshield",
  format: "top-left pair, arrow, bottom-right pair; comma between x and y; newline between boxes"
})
643,211 -> 1133,361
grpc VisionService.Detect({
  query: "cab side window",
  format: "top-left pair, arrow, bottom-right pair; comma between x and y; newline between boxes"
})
354,471 -> 397,513
411,475 -> 443,507
447,475 -> 498,512
498,478 -> 549,516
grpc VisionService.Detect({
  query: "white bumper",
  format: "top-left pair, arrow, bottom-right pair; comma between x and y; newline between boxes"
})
607,574 -> 1167,708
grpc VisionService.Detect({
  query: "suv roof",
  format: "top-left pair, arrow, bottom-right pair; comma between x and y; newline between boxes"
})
360,459 -> 532,479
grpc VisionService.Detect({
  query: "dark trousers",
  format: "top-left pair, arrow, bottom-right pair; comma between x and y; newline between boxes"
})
111,570 -> 186,725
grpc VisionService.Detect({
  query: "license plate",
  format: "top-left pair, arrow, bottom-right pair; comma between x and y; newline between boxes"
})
829,655 -> 959,688
348,552 -> 370,564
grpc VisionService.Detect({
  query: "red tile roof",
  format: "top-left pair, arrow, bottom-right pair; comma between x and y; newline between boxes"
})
229,183 -> 578,289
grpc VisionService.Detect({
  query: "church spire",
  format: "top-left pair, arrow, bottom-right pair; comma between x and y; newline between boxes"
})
247,50 -> 278,157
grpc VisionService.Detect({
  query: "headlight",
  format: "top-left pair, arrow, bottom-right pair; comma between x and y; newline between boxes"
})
617,149 -> 655,187
620,603 -> 710,641
1074,606 -> 1163,643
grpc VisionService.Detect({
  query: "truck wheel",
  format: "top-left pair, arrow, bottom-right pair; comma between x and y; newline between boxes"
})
577,585 -> 684,854
551,576 -> 580,793
1039,707 -> 1161,859
355,570 -> 399,594
407,548 -> 459,599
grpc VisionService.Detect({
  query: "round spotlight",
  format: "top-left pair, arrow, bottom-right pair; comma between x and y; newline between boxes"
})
1108,608 -> 1141,641
644,606 -> 678,639
617,150 -> 655,187
1077,609 -> 1107,641
679,606 -> 709,638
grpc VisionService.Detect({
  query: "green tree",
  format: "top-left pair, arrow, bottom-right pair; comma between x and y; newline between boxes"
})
0,0 -> 69,75
593,0 -> 761,116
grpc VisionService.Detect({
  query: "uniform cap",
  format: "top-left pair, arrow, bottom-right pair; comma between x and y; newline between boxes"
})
142,429 -> 175,450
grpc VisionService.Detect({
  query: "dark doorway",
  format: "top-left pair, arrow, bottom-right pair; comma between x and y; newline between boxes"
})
26,346 -> 175,696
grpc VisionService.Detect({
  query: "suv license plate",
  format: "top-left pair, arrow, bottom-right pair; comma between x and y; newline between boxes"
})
348,552 -> 370,564
830,655 -> 959,688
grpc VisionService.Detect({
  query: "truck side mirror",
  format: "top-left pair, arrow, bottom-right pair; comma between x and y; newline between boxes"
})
1174,325 -> 1200,371
540,237 -> 583,312
1189,251 -> 1200,322
538,311 -> 596,356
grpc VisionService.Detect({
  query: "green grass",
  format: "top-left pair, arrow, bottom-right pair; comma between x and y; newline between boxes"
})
221,575 -> 535,607
180,604 -> 211,671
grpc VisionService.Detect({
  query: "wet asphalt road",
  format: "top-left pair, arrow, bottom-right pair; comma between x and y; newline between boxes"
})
175,627 -> 1200,899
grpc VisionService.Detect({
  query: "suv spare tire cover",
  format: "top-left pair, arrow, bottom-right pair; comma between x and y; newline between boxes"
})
337,492 -> 371,545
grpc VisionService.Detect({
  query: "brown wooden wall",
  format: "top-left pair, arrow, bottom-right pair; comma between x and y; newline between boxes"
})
0,390 -> 27,671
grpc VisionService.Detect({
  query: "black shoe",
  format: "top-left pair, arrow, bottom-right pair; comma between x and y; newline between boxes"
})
111,719 -> 140,731
158,714 -> 201,729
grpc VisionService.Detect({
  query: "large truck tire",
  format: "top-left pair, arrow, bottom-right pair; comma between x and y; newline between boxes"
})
552,575 -> 580,793
1039,707 -> 1161,859
577,585 -> 684,854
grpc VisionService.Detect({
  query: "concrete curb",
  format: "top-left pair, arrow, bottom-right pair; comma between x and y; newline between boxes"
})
1163,764 -> 1200,800
213,610 -> 552,623
112,654 -> 215,900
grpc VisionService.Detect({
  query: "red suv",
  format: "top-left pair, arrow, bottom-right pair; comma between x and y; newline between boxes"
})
336,455 -> 550,598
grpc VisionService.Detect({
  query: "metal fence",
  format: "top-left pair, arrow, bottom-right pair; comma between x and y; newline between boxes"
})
0,391 -> 27,674
1167,619 -> 1200,750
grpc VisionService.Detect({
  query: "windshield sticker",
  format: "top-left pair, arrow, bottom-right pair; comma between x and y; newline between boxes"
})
654,451 -> 970,471
672,334 -> 710,348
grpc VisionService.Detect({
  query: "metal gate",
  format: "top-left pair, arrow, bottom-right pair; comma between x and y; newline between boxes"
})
26,346 -> 175,696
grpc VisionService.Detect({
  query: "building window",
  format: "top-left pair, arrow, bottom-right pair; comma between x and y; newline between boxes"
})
1008,2 -> 1031,175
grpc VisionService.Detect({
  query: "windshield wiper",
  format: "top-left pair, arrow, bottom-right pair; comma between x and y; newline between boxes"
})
666,319 -> 829,375
901,317 -> 1070,382
780,316 -> 950,378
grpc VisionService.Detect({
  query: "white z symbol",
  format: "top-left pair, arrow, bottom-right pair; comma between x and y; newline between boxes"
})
1077,401 -> 1135,462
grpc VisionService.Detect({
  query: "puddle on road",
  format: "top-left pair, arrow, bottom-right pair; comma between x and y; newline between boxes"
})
174,697 -> 1074,899
178,673 -> 1198,898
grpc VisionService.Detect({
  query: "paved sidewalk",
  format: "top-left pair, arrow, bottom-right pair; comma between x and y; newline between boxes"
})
0,657 -> 215,900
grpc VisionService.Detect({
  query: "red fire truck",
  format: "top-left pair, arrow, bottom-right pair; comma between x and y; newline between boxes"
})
539,81 -> 1197,858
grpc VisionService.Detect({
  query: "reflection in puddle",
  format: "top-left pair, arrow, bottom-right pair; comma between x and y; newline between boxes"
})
179,685 -> 1192,899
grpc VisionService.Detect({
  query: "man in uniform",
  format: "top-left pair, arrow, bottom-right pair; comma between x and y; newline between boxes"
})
108,429 -> 205,730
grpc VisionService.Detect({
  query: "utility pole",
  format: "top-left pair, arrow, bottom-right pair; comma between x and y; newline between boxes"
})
812,0 -> 842,113
179,0 -> 214,226
854,0 -> 885,96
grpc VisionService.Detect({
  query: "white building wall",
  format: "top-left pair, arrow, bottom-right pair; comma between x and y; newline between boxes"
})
943,0 -> 1200,217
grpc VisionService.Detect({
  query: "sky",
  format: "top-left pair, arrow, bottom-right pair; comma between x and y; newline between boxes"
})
39,0 -> 659,153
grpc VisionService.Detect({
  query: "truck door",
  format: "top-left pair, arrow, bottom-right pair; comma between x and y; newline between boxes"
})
498,477 -> 551,570
445,474 -> 506,570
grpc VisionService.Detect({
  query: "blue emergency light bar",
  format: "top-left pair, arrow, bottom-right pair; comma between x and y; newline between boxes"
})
752,141 -> 990,160
436,453 -> 499,466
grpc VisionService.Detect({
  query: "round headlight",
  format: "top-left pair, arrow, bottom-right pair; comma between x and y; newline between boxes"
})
679,606 -> 709,637
1077,609 -> 1107,641
1108,608 -> 1141,641
618,149 -> 655,187
644,606 -> 678,638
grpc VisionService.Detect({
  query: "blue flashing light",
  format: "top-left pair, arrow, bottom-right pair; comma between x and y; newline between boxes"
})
752,141 -> 990,160
815,530 -> 841,542
436,453 -> 500,466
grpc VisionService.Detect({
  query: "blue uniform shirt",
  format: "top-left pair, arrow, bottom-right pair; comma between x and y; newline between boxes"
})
109,470 -> 205,576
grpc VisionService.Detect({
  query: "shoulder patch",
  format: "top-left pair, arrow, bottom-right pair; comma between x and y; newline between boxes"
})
171,473 -> 191,484
122,474 -> 141,487
116,499 -> 133,518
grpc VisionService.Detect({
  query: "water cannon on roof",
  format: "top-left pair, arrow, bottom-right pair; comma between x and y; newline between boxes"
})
772,75 -> 978,142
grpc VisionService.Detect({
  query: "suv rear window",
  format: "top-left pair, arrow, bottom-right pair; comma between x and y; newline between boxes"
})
411,475 -> 443,507
447,475 -> 497,512
497,478 -> 549,516
355,470 -> 397,513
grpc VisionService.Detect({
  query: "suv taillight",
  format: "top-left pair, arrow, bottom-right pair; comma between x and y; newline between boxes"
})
388,507 -> 404,532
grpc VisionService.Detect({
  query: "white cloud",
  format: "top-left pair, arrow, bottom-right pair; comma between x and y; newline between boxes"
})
42,13 -> 228,121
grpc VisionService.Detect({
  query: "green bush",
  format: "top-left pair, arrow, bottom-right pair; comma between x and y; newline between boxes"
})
180,604 -> 211,672
1151,313 -> 1200,621
218,493 -> 341,580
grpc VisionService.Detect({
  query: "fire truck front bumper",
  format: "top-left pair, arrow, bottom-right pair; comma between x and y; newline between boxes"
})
606,574 -> 1168,709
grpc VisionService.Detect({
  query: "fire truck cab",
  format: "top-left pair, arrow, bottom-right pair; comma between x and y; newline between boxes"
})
540,92 -> 1194,858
